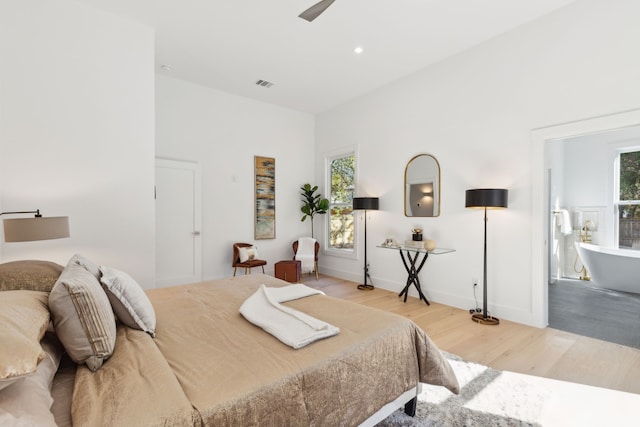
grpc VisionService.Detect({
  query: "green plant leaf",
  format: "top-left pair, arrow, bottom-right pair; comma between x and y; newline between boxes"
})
299,183 -> 329,237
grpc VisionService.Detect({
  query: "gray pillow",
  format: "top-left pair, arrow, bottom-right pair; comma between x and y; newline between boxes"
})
100,266 -> 156,337
67,253 -> 101,281
49,263 -> 116,371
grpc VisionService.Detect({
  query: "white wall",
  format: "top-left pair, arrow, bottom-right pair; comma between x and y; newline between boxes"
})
155,75 -> 315,280
0,0 -> 156,287
315,0 -> 640,325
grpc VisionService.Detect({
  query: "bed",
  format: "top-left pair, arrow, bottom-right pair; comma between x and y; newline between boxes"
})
0,255 -> 459,426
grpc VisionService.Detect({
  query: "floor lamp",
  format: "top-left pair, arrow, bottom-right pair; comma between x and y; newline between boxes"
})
353,197 -> 379,291
465,189 -> 508,325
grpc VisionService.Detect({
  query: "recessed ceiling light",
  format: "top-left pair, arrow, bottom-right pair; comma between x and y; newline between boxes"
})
354,46 -> 364,54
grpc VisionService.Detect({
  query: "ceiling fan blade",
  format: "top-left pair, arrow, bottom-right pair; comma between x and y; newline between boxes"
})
298,0 -> 336,22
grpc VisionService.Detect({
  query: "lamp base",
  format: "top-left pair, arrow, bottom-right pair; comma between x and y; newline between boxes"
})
471,313 -> 500,325
357,284 -> 374,291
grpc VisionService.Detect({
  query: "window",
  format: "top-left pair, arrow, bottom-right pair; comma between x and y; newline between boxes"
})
617,150 -> 640,249
326,151 -> 356,253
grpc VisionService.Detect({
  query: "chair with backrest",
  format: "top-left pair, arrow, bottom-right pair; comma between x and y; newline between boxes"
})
292,237 -> 319,280
232,242 -> 267,276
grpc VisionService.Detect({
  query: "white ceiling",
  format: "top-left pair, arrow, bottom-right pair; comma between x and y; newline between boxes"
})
80,0 -> 576,114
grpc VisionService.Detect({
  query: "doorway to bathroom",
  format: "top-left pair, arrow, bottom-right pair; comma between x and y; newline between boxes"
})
544,122 -> 640,349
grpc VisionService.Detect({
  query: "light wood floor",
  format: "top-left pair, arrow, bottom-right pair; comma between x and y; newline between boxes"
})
299,274 -> 640,395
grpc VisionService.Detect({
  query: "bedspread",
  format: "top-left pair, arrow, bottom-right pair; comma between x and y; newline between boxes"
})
71,274 -> 458,426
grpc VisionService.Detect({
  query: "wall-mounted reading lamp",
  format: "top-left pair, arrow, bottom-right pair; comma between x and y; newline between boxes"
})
0,210 -> 70,242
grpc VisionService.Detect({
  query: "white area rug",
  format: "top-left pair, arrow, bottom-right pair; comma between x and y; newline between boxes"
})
378,353 -> 638,426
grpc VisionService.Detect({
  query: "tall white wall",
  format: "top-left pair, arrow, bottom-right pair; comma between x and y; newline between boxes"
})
315,0 -> 640,325
0,0 -> 155,286
155,75 -> 315,280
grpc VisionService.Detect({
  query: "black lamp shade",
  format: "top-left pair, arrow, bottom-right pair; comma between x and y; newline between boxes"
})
465,189 -> 508,209
353,197 -> 379,211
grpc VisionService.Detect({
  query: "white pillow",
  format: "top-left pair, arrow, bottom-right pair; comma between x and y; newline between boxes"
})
238,246 -> 259,263
99,266 -> 156,337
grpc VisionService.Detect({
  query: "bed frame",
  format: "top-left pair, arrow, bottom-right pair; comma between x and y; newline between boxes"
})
360,385 -> 421,426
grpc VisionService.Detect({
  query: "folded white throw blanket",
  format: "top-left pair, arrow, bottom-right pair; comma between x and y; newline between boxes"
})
239,284 -> 340,349
295,237 -> 316,273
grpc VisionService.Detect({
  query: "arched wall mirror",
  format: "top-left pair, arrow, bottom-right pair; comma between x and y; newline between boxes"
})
404,154 -> 441,217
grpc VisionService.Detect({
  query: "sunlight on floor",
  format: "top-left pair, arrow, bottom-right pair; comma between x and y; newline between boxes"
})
468,371 -> 640,425
419,356 -> 639,425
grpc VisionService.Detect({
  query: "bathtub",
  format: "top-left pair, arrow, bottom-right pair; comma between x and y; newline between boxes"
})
574,242 -> 640,294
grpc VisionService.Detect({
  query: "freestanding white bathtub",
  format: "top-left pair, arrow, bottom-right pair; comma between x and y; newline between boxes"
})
575,242 -> 640,294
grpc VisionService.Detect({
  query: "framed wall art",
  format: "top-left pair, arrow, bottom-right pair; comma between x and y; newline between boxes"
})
254,156 -> 275,239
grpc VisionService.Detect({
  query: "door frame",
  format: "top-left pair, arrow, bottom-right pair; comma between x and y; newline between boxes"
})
531,108 -> 640,327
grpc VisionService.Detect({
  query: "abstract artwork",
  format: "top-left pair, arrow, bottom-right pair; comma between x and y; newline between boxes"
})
254,156 -> 275,239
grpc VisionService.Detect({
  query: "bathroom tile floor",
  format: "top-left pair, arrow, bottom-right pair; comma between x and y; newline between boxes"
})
549,278 -> 640,349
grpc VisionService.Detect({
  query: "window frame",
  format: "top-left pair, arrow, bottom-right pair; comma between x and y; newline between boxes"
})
323,146 -> 358,260
614,147 -> 640,249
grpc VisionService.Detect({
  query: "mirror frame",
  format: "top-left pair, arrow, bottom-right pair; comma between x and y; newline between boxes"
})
404,154 -> 441,217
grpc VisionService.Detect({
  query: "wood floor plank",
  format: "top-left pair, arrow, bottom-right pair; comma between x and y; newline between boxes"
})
300,274 -> 640,394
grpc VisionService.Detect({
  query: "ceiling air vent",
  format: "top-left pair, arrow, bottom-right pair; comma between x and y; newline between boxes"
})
255,79 -> 274,88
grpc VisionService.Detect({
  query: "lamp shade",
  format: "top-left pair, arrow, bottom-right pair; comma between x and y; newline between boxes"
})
465,189 -> 508,209
353,197 -> 379,211
3,217 -> 70,242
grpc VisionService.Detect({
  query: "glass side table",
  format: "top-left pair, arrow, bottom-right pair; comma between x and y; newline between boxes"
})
377,245 -> 455,305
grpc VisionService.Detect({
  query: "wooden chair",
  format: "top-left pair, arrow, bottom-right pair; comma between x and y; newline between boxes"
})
292,239 -> 320,280
232,243 -> 266,276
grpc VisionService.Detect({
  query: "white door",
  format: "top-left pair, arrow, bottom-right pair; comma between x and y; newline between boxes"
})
155,158 -> 202,287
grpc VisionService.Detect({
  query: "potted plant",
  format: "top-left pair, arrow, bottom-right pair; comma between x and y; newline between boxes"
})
300,183 -> 329,238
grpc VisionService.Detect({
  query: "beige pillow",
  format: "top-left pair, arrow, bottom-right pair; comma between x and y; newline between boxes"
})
100,266 -> 156,337
49,263 -> 116,371
0,260 -> 64,292
238,246 -> 259,263
0,333 -> 62,426
0,291 -> 50,388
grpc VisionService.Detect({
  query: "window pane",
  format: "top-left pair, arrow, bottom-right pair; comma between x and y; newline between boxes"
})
619,204 -> 640,249
328,154 -> 355,250
619,151 -> 640,201
330,156 -> 355,204
618,150 -> 640,249
329,206 -> 354,249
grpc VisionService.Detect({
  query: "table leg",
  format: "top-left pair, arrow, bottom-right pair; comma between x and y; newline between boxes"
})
398,250 -> 412,301
398,250 -> 430,305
